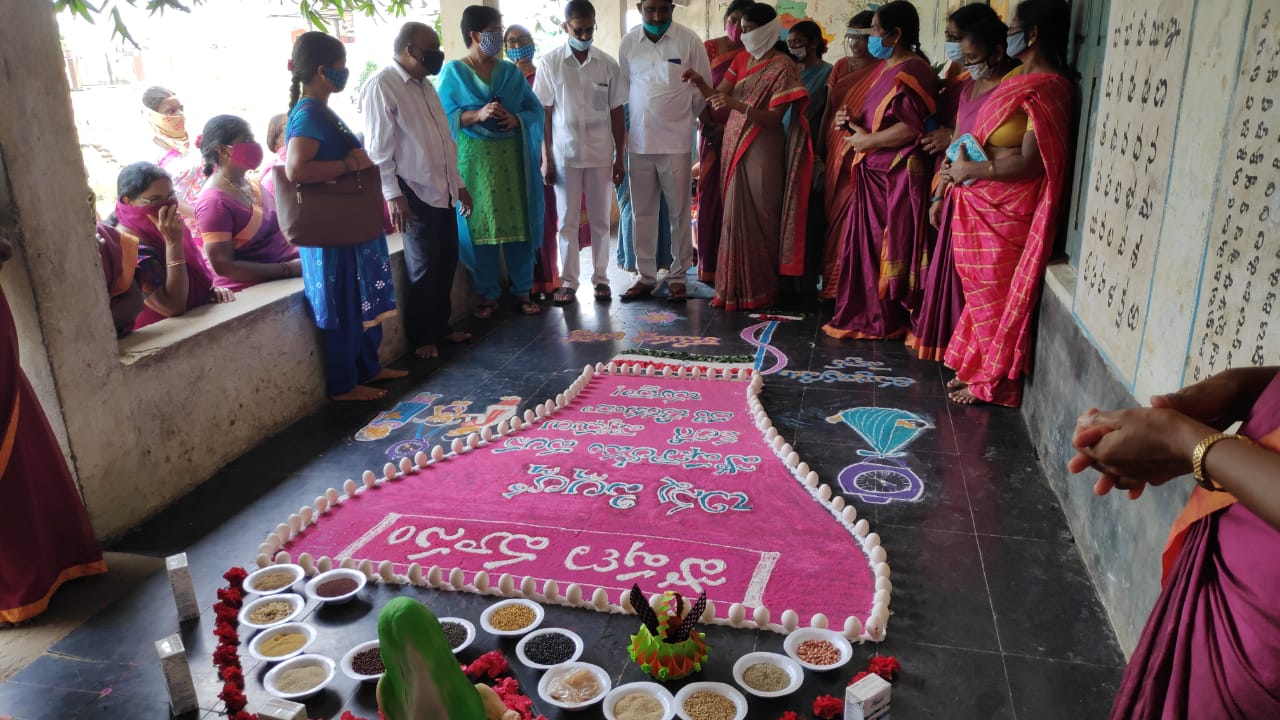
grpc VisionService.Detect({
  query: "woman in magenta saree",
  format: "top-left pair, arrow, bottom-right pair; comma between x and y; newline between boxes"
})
1070,365 -> 1280,719
822,1 -> 937,340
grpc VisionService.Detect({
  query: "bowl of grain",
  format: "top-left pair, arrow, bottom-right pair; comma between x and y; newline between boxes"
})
239,593 -> 306,630
781,627 -> 853,672
516,628 -> 584,670
245,564 -> 305,596
731,651 -> 803,698
248,622 -> 317,663
537,661 -> 611,710
603,682 -> 675,720
479,598 -> 544,637
340,639 -> 385,682
437,616 -> 476,654
303,568 -> 367,605
673,682 -> 747,720
264,654 -> 335,700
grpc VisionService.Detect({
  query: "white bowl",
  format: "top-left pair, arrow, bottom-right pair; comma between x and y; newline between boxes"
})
674,682 -> 747,720
340,639 -> 384,682
238,593 -> 306,630
438,616 -> 477,654
782,627 -> 854,671
538,661 -> 611,710
247,622 -> 317,663
516,628 -> 584,670
303,568 -> 367,605
731,651 -> 804,698
263,654 -> 336,700
479,598 -> 544,637
245,564 -> 305,596
603,682 -> 676,720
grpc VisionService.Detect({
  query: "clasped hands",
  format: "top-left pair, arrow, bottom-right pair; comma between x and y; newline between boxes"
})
833,108 -> 873,152
477,101 -> 518,131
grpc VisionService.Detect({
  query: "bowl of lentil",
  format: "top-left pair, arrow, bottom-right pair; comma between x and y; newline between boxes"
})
437,616 -> 477,654
479,598 -> 544,637
248,622 -> 317,663
603,682 -> 675,720
781,627 -> 853,671
516,627 -> 584,670
537,661 -> 611,710
263,653 -> 336,700
730,651 -> 803,698
303,568 -> 367,605
245,564 -> 305,595
673,682 -> 747,720
340,639 -> 385,682
239,593 -> 306,630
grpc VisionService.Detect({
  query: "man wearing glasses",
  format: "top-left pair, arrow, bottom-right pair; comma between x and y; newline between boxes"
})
534,0 -> 628,305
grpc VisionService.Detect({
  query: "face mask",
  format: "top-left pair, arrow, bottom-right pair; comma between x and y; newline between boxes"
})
149,110 -> 187,141
115,198 -> 176,229
867,35 -> 894,60
1006,31 -> 1027,58
944,41 -> 963,62
506,44 -> 535,63
322,66 -> 350,91
726,23 -> 741,44
230,141 -> 264,170
742,18 -> 781,60
568,36 -> 593,52
789,45 -> 807,60
419,49 -> 445,75
479,31 -> 504,57
642,19 -> 672,37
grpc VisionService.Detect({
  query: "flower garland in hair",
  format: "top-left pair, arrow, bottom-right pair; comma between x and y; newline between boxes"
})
211,567 -> 258,720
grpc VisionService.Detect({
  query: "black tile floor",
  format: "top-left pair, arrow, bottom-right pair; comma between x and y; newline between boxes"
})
0,253 -> 1126,719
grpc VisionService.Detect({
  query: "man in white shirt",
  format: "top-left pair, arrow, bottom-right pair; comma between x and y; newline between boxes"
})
534,0 -> 628,306
362,22 -> 474,360
617,0 -> 711,302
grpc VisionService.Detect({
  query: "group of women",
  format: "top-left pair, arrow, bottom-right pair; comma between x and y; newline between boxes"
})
690,0 -> 1072,408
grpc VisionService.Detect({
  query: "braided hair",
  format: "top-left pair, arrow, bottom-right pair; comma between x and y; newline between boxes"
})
288,31 -> 345,111
198,115 -> 250,177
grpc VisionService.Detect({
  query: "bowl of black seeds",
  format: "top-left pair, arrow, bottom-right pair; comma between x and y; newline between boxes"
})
437,616 -> 476,655
340,640 -> 384,682
516,627 -> 584,670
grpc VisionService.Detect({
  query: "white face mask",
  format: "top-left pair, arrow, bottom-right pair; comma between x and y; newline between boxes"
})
788,44 -> 808,60
965,59 -> 994,81
742,18 -> 782,59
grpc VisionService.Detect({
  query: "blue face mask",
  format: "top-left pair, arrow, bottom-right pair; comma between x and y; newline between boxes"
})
944,41 -> 963,62
866,35 -> 894,60
322,66 -> 350,91
1006,31 -> 1028,57
568,36 -> 593,52
642,19 -> 672,37
506,44 -> 535,62
478,31 -> 504,57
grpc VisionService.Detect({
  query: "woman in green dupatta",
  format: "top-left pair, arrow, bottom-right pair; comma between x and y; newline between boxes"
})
438,5 -> 546,318
376,597 -> 487,720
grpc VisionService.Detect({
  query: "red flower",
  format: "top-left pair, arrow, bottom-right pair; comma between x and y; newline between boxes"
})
220,665 -> 245,685
214,603 -> 240,623
230,712 -> 257,720
224,566 -> 249,589
779,712 -> 803,720
219,683 -> 248,712
847,670 -> 871,685
868,655 -> 901,681
464,650 -> 510,680
212,646 -> 242,669
217,587 -> 245,607
812,694 -> 843,720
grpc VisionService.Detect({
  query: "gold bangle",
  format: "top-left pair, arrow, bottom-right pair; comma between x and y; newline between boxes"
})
1191,432 -> 1252,492
167,260 -> 186,268
987,161 -> 996,178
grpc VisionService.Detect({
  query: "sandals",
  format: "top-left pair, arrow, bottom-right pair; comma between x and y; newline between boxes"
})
620,282 -> 655,302
594,284 -> 611,301
473,301 -> 498,320
667,283 -> 688,303
552,287 -> 576,306
519,297 -> 543,315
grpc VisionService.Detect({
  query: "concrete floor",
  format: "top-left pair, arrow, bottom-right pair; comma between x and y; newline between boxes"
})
0,255 -> 1126,719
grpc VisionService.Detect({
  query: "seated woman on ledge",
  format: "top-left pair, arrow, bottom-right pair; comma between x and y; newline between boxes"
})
195,115 -> 301,291
96,220 -> 144,337
1069,366 -> 1280,719
112,162 -> 235,330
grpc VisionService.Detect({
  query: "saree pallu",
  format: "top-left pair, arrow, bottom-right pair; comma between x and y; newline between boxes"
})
818,59 -> 881,300
1111,373 -> 1280,719
822,57 -> 938,340
713,53 -> 812,312
942,72 -> 1072,406
0,287 -> 105,623
114,201 -> 218,331
695,41 -> 743,283
195,180 -> 299,291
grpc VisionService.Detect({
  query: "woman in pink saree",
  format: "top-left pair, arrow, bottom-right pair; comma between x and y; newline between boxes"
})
939,0 -> 1073,407
684,4 -> 812,311
821,1 -> 937,340
1070,365 -> 1280,719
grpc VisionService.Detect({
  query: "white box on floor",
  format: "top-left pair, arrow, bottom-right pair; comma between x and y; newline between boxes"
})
256,697 -> 307,720
155,634 -> 198,715
165,552 -> 200,622
845,673 -> 892,720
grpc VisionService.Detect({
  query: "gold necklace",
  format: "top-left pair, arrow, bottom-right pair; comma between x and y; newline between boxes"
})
218,174 -> 254,207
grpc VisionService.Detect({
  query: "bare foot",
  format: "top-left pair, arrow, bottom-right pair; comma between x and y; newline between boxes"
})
948,388 -> 983,405
946,377 -> 967,391
415,344 -> 439,359
445,330 -> 472,343
331,385 -> 387,402
368,368 -> 409,383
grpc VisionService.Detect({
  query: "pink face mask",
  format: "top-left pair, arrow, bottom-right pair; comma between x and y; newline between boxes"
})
726,22 -> 742,45
230,142 -> 264,171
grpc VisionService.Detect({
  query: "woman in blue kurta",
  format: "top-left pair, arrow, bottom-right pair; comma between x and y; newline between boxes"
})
437,5 -> 545,318
284,31 -> 405,402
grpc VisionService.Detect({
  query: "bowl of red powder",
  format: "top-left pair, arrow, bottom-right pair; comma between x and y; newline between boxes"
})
304,568 -> 367,605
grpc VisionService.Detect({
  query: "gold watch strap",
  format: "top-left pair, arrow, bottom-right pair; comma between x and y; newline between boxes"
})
1191,432 -> 1251,492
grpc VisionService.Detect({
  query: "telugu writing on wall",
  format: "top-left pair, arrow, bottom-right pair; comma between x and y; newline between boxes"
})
1073,0 -> 1194,385
1186,6 -> 1280,381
